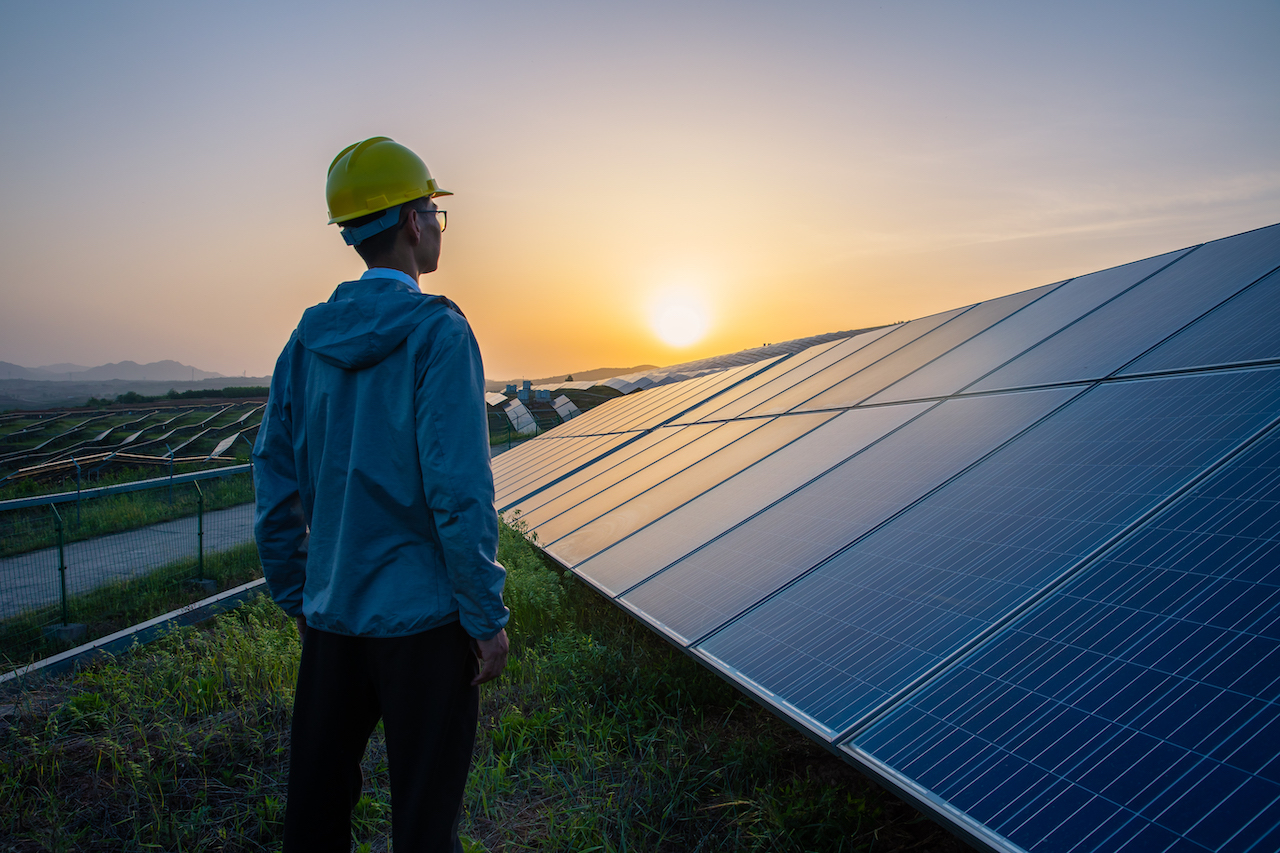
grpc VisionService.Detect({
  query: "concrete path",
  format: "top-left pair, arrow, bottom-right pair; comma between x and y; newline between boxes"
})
0,503 -> 255,620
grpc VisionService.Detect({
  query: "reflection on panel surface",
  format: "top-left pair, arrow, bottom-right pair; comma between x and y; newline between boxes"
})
673,329 -> 896,424
971,223 -> 1280,392
515,424 -> 724,528
495,432 -> 640,510
579,402 -> 932,596
528,420 -> 765,548
854,425 -> 1280,853
794,284 -> 1056,413
747,307 -> 969,417
550,412 -> 836,567
868,248 -> 1191,404
627,387 -> 1079,646
1120,269 -> 1280,376
699,369 -> 1280,737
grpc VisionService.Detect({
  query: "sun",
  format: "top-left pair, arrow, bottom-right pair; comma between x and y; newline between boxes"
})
648,289 -> 712,348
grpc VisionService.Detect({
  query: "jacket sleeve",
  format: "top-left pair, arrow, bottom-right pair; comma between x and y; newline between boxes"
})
252,343 -> 309,617
415,320 -> 510,640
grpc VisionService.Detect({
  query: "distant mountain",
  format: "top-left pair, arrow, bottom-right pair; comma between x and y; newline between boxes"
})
0,362 -> 47,380
0,360 -> 224,381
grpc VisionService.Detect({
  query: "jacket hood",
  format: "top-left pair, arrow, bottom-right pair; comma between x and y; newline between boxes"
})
297,278 -> 451,370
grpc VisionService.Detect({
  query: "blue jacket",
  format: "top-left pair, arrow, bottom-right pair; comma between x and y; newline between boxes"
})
252,277 -> 509,640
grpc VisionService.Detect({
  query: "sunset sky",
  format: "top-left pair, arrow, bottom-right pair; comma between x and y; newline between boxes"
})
1,1 -> 1276,381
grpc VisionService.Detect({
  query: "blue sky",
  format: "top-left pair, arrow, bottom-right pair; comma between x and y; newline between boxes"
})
1,1 -> 1276,378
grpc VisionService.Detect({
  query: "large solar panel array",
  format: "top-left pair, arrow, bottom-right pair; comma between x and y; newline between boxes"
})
491,222 -> 1280,853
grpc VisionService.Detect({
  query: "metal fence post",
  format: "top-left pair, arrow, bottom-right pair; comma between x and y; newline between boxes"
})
51,503 -> 68,626
73,457 -> 82,527
165,443 -> 175,504
195,481 -> 205,581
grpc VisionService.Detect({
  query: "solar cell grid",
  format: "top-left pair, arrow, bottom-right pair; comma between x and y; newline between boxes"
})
868,248 -> 1193,405
793,283 -> 1058,413
637,352 -> 822,428
548,411 -> 836,568
745,306 -> 970,417
670,329 -> 897,424
624,386 -> 1081,645
513,423 -> 724,527
536,366 -> 741,439
586,367 -> 751,434
971,223 -> 1280,393
1120,269 -> 1280,377
577,401 -> 932,596
492,433 -> 587,490
529,420 -> 769,554
494,432 -> 640,510
699,368 -> 1280,738
853,423 -> 1280,853
541,378 -> 690,437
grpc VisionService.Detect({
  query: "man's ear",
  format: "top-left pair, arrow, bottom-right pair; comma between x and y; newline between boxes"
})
403,208 -> 423,247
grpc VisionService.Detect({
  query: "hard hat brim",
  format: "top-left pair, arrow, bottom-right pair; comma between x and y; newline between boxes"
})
327,186 -> 453,225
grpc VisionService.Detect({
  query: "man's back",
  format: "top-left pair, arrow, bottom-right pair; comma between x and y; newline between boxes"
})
254,275 -> 507,640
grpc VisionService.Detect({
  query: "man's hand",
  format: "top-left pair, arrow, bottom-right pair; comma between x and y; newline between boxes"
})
295,614 -> 307,643
472,629 -> 509,686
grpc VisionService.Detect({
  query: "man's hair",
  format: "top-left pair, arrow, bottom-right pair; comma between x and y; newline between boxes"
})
347,196 -> 434,263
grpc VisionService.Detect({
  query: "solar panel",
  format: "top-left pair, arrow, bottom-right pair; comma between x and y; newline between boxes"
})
743,306 -> 971,417
698,368 -> 1280,738
578,401 -> 934,596
867,248 -> 1193,405
969,223 -> 1280,393
852,421 -> 1280,853
792,283 -> 1058,413
494,432 -> 641,510
513,423 -> 726,527
546,411 -> 836,566
1119,269 -> 1280,376
669,329 -> 897,424
622,386 -> 1080,645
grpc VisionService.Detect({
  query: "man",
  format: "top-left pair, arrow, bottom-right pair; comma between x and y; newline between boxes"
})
253,136 -> 510,853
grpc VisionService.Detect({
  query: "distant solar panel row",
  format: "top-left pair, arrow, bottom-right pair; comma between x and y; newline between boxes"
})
491,221 -> 1280,853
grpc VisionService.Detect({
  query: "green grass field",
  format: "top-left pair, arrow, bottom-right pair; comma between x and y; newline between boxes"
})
0,521 -> 967,852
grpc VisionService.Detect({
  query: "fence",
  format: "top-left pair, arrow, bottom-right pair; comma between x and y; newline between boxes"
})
0,465 -> 259,667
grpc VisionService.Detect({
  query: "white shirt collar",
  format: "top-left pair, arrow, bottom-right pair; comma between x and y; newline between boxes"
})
360,267 -> 421,292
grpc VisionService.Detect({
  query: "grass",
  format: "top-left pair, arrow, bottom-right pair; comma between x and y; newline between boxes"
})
0,521 -> 969,852
0,472 -> 254,558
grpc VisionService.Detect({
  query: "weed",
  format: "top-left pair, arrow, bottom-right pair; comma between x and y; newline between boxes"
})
0,522 -> 968,852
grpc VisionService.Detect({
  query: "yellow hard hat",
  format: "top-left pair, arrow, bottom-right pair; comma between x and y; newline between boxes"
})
325,136 -> 452,225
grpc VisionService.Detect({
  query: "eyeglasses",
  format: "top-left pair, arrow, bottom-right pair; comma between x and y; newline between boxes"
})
427,209 -> 447,233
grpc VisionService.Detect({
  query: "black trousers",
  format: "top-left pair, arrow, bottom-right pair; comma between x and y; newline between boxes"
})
283,621 -> 479,853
